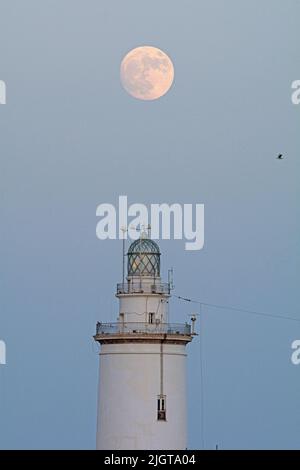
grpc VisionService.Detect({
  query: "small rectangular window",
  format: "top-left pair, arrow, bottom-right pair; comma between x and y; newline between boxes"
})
149,312 -> 155,324
157,395 -> 166,421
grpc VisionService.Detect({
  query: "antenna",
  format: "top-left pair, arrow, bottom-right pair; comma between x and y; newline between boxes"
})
168,268 -> 174,291
188,313 -> 199,335
130,223 -> 150,239
120,227 -> 128,290
147,224 -> 151,239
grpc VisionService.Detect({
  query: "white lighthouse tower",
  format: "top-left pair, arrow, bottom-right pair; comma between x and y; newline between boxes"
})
94,235 -> 194,450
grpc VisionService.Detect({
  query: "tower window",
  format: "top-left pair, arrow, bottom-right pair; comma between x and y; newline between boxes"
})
157,395 -> 166,421
149,312 -> 155,324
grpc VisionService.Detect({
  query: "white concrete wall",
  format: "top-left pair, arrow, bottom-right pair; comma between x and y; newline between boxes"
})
96,342 -> 188,450
118,295 -> 169,323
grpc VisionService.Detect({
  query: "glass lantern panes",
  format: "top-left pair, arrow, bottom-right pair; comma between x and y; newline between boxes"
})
127,239 -> 160,277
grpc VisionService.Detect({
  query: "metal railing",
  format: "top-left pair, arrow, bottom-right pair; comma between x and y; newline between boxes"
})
116,282 -> 170,295
95,322 -> 191,336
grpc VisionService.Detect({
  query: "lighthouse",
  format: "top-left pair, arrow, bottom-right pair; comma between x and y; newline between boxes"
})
94,235 -> 194,450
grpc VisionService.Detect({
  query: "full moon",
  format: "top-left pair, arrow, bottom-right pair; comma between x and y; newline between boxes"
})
120,46 -> 174,101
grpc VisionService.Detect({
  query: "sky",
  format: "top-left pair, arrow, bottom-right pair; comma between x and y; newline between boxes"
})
0,0 -> 300,449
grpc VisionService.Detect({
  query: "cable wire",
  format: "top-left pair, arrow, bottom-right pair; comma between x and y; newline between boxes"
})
199,303 -> 205,450
173,295 -> 300,323
173,293 -> 299,449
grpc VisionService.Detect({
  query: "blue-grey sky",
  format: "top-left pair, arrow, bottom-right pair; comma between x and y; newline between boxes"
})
0,0 -> 299,449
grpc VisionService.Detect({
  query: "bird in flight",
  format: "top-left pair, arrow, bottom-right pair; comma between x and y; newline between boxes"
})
277,154 -> 284,160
